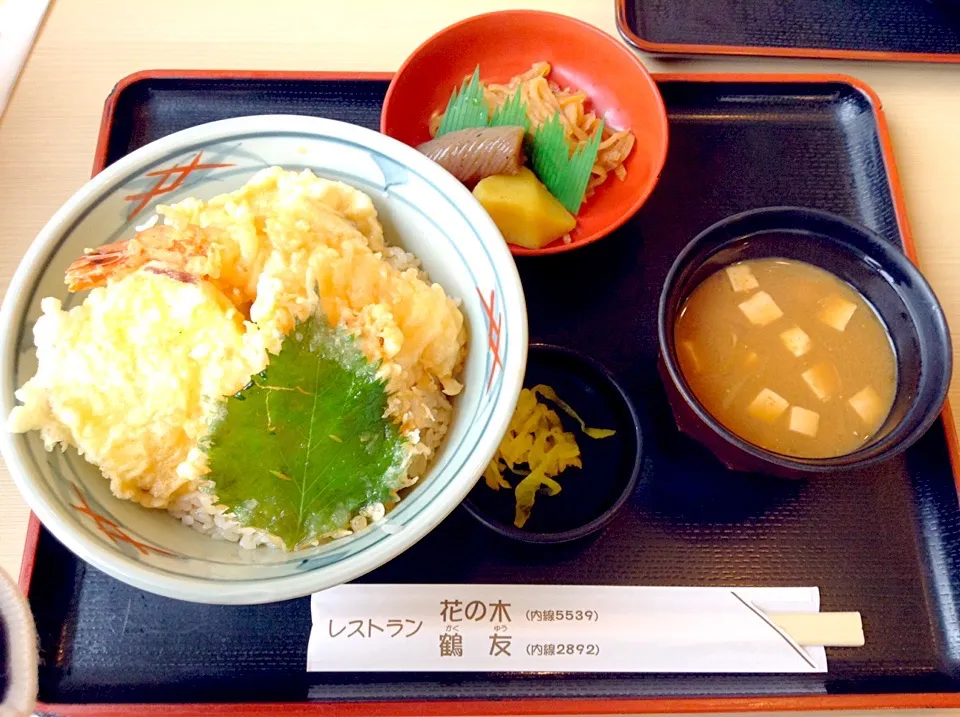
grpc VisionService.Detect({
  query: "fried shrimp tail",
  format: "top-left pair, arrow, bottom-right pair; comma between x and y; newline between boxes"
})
65,225 -> 212,292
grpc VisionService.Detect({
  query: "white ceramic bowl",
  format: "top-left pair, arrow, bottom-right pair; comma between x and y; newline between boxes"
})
0,115 -> 527,604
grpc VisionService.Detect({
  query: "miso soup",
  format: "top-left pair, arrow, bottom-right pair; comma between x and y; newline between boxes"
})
674,258 -> 896,459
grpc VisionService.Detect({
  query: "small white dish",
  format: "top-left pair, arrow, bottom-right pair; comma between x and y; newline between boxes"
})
0,566 -> 37,716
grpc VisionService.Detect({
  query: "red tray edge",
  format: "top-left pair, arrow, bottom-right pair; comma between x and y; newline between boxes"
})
615,0 -> 960,63
20,68 -> 960,716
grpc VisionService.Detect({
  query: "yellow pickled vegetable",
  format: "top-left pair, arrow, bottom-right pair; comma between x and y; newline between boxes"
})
473,167 -> 577,250
483,384 -> 614,528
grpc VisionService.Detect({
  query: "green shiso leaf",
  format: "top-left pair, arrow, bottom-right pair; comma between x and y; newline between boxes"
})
205,314 -> 407,550
530,113 -> 604,215
489,88 -> 530,132
436,66 -> 489,136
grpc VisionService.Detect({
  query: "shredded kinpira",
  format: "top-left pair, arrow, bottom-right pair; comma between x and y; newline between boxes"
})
483,384 -> 614,528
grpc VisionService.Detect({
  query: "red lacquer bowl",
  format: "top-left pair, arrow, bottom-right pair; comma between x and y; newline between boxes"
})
380,10 -> 669,256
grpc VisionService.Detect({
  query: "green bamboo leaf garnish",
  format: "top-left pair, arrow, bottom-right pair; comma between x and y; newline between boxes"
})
436,66 -> 489,136
530,113 -> 605,215
205,314 -> 407,550
489,88 -> 530,132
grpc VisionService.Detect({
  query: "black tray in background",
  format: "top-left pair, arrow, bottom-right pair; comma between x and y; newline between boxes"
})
617,0 -> 960,61
24,75 -> 960,708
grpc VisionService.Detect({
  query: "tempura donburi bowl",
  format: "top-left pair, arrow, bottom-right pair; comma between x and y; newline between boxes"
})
0,115 -> 527,604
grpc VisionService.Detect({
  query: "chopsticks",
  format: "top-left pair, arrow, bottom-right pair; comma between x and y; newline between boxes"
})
770,612 -> 864,647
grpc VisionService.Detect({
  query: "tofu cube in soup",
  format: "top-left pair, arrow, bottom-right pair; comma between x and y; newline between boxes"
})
747,388 -> 790,423
789,406 -> 820,437
779,325 -> 812,357
849,386 -> 886,426
802,362 -> 842,402
818,294 -> 857,332
726,263 -> 759,293
738,291 -> 783,327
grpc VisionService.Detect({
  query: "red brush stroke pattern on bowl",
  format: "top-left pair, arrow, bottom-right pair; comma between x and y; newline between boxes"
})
477,287 -> 503,392
124,151 -> 234,220
70,485 -> 175,557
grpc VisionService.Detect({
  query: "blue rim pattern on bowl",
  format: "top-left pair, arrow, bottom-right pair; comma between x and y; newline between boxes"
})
0,116 -> 527,603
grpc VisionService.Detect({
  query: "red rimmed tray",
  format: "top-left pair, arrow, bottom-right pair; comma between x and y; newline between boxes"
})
616,0 -> 960,62
16,70 -> 960,716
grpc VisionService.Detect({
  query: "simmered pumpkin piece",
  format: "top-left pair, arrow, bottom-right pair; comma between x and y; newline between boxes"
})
473,167 -> 576,249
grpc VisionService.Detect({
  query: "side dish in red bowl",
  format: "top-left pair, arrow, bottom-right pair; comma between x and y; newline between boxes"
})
381,10 -> 669,256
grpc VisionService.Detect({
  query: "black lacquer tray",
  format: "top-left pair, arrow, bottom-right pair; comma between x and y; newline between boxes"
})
19,71 -> 960,716
617,0 -> 960,62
